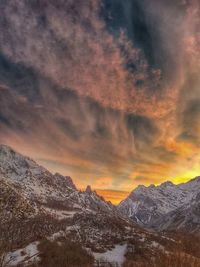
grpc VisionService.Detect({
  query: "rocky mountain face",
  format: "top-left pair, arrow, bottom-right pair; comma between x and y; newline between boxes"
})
0,144 -> 183,259
0,144 -> 114,218
1,144 -> 200,266
118,178 -> 200,233
153,190 -> 200,233
0,178 -> 34,223
0,144 -> 133,252
2,143 -> 200,237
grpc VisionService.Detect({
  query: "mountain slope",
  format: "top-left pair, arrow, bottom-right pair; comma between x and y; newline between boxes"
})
153,191 -> 200,233
0,144 -> 130,251
0,144 -> 115,216
0,177 -> 35,223
118,177 -> 200,232
1,144 -> 200,266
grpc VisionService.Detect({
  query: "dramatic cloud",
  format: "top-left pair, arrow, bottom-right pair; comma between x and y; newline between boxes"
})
0,0 -> 200,203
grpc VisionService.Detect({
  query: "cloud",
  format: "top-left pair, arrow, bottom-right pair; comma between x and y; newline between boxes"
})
95,189 -> 129,204
177,99 -> 200,145
0,0 -> 200,200
0,0 -> 153,114
126,114 -> 159,146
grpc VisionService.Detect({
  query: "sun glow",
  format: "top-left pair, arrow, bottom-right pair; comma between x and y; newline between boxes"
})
95,189 -> 129,205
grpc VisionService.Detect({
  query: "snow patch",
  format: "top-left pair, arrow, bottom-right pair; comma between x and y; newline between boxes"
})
6,242 -> 39,266
93,244 -> 127,265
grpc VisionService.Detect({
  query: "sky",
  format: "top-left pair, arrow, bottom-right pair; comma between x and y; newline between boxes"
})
0,0 -> 200,204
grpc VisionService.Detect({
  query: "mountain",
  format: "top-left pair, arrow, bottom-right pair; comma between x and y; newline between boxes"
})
153,189 -> 200,233
0,178 -> 35,223
0,144 -> 114,217
0,145 -> 135,252
1,145 -> 200,266
118,178 -> 200,233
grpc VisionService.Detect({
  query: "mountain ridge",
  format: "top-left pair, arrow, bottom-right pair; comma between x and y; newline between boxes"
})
0,144 -> 117,220
1,143 -> 200,234
2,144 -> 168,261
118,175 -> 200,233
1,144 -> 200,266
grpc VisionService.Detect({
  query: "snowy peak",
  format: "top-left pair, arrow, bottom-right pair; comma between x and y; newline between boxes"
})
118,177 -> 200,231
79,185 -> 116,213
131,184 -> 147,195
0,144 -> 14,154
130,181 -> 174,197
54,172 -> 77,191
183,176 -> 200,188
0,145 -> 77,204
0,144 -> 116,218
0,145 -> 75,190
160,181 -> 174,188
0,144 -> 33,164
0,144 -> 46,182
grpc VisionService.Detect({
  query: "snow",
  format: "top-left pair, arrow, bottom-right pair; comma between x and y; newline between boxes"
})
43,207 -> 77,219
118,176 -> 200,227
0,145 -> 115,218
151,241 -> 164,251
6,242 -> 39,266
93,244 -> 127,265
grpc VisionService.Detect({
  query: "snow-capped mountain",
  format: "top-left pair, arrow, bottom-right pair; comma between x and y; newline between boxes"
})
0,144 -> 115,220
0,144 -> 164,256
1,144 -> 200,266
153,189 -> 200,233
118,178 -> 200,232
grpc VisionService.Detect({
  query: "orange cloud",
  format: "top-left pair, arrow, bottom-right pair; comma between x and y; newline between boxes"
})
95,189 -> 129,205
1,0 -> 200,196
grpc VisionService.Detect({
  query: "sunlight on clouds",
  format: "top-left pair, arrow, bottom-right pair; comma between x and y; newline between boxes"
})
0,0 -> 200,204
95,189 -> 129,205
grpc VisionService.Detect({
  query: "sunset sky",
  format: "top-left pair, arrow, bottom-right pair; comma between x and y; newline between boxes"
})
0,0 -> 200,204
